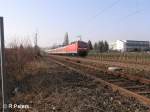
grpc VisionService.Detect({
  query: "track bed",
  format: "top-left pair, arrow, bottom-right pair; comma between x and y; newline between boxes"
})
4,56 -> 149,112
50,55 -> 150,108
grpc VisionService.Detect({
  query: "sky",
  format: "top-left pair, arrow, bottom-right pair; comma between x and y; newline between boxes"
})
0,0 -> 150,47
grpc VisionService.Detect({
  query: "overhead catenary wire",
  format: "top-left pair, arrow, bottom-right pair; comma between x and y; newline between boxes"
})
82,0 -> 121,27
81,0 -> 121,36
118,0 -> 141,23
118,10 -> 141,22
136,0 -> 139,12
89,0 -> 121,21
83,0 -> 142,37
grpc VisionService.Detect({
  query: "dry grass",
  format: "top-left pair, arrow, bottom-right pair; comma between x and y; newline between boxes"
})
5,38 -> 41,81
25,60 -> 49,76
0,38 -> 42,111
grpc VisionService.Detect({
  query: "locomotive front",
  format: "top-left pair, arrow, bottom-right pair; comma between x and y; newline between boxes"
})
77,41 -> 89,56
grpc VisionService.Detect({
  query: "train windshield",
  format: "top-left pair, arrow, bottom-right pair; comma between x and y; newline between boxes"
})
78,41 -> 88,48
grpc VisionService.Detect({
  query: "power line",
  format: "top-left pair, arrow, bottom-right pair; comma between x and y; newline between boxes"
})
90,0 -> 121,21
81,0 -> 121,36
79,0 -> 143,40
136,0 -> 139,12
118,10 -> 141,22
84,0 -> 142,36
118,0 -> 141,23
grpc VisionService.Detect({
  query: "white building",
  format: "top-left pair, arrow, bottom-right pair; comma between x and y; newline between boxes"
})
109,40 -> 150,52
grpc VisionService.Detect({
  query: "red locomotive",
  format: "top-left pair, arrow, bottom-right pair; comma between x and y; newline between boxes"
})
47,41 -> 89,56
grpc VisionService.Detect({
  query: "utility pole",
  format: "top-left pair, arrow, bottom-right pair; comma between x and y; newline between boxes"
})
34,32 -> 38,47
77,35 -> 82,41
0,17 -> 9,112
34,31 -> 40,57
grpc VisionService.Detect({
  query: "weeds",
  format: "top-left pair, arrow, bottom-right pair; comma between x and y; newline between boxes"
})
5,38 -> 41,81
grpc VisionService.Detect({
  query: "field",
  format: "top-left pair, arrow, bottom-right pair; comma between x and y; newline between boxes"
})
87,51 -> 150,79
88,51 -> 150,65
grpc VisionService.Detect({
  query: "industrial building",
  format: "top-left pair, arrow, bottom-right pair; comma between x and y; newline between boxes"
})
109,40 -> 150,52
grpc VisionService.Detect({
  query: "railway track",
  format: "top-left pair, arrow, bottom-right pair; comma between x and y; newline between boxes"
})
49,55 -> 150,108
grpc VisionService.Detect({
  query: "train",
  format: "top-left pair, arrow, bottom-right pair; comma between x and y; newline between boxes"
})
46,41 -> 89,56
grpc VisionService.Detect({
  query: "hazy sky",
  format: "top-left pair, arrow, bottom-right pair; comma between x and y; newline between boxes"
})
0,0 -> 150,47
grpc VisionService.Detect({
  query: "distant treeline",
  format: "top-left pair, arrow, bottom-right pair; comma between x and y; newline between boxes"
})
88,40 -> 109,53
